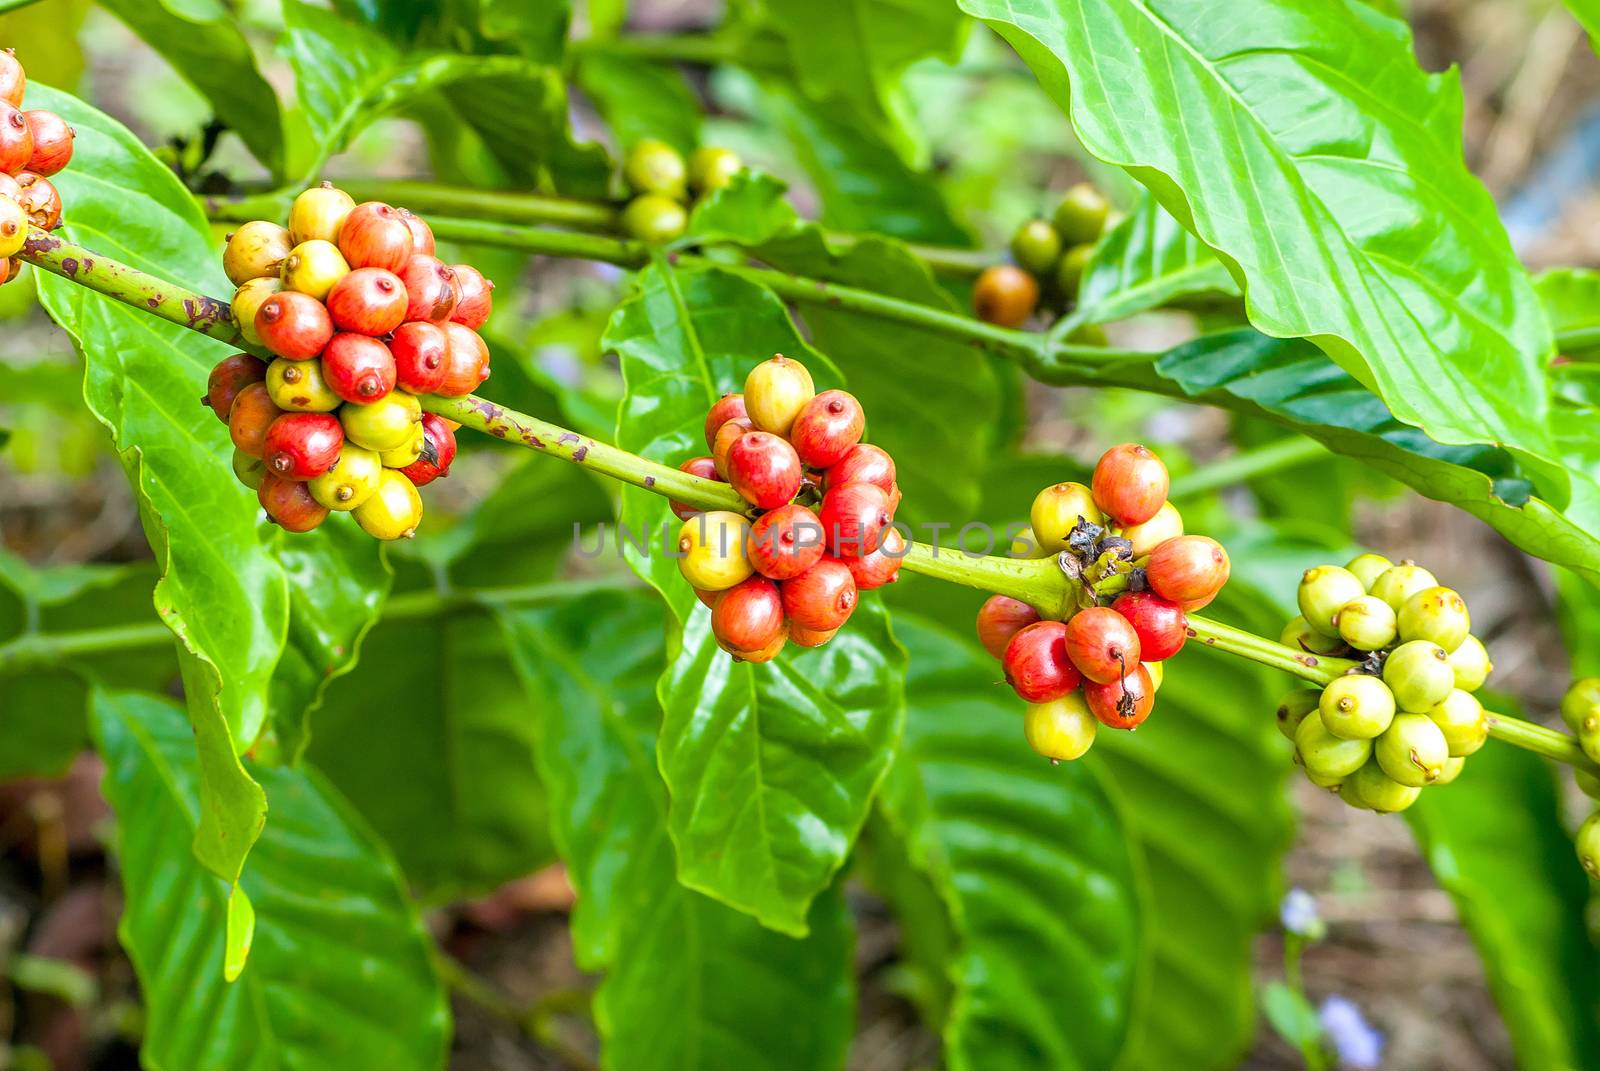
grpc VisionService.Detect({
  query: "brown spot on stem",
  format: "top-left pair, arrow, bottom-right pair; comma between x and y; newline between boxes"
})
558,432 -> 580,445
61,257 -> 78,277
147,297 -> 161,308
644,476 -> 655,488
1296,655 -> 1319,667
573,446 -> 588,462
22,233 -> 62,255
490,427 -> 506,438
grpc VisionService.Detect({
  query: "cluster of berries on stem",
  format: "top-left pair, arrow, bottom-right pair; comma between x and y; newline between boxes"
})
618,139 -> 742,244
973,183 -> 1109,329
1559,679 -> 1600,877
976,443 -> 1229,762
0,49 -> 73,281
676,355 -> 901,663
206,183 -> 494,539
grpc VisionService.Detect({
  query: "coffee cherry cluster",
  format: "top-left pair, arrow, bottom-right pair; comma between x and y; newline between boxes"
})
205,183 -> 493,539
618,139 -> 743,244
675,355 -> 902,663
1276,556 -> 1494,813
1560,679 -> 1600,878
0,49 -> 73,281
972,183 -> 1110,329
975,444 -> 1230,763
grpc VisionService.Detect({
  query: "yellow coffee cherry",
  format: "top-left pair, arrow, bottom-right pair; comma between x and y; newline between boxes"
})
231,277 -> 284,347
223,220 -> 294,286
340,391 -> 421,452
0,196 -> 27,258
677,511 -> 754,591
1023,694 -> 1097,761
288,182 -> 356,245
280,239 -> 350,301
309,446 -> 383,511
743,354 -> 816,436
1029,481 -> 1102,554
353,469 -> 424,540
1119,501 -> 1182,557
265,357 -> 340,413
379,424 -> 426,468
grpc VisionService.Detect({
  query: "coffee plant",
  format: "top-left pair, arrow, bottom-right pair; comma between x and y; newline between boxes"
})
2,2 -> 1600,1068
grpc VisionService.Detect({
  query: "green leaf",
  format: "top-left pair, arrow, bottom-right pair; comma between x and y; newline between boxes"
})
1407,732 -> 1600,1071
93,689 -> 448,1069
880,615 -> 1140,1071
96,0 -> 286,175
1538,267 -> 1600,355
576,52 -> 701,158
685,170 -> 800,247
500,590 -> 856,1070
1261,982 -> 1323,1050
1562,0 -> 1600,50
31,83 -> 272,884
963,0 -> 1561,488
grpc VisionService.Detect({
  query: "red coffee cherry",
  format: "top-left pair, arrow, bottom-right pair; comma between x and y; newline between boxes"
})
228,382 -> 284,458
322,333 -> 397,404
397,255 -> 458,324
790,389 -> 865,469
846,525 -> 905,590
450,264 -> 494,329
789,623 -> 838,648
0,50 -> 25,109
255,291 -> 333,360
703,393 -> 748,450
1064,607 -> 1142,685
1084,664 -> 1155,730
1110,591 -> 1187,662
976,595 -> 1041,660
397,208 -> 435,256
400,412 -> 458,487
258,473 -> 328,533
337,201 -> 414,273
823,444 -> 895,495
1091,443 -> 1170,526
712,576 -> 787,656
781,557 -> 858,632
390,321 -> 449,395
0,172 -> 21,202
818,482 -> 893,558
437,323 -> 490,397
0,103 -> 32,173
21,110 -> 71,177
13,172 -> 59,230
202,354 -> 268,424
326,267 -> 408,336
1002,621 -> 1081,703
711,418 -> 754,479
1146,535 -> 1230,607
727,431 -> 803,510
670,456 -> 724,521
728,627 -> 788,665
263,412 -> 344,480
747,502 -> 826,580
693,587 -> 718,609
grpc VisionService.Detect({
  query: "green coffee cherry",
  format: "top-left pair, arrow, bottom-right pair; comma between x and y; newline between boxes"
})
1447,635 -> 1492,692
1276,689 -> 1321,742
1426,689 -> 1487,757
1056,245 -> 1092,297
1577,811 -> 1600,878
1581,720 -> 1600,766
1335,595 -> 1396,651
1010,219 -> 1061,275
1433,756 -> 1465,786
1319,674 -> 1396,740
1382,640 -> 1454,712
1397,586 -> 1470,651
1560,677 -> 1600,733
1344,552 -> 1393,591
1297,565 -> 1365,638
1340,759 -> 1422,814
1576,768 -> 1600,801
623,138 -> 687,197
232,449 -> 265,490
689,146 -> 742,193
1051,183 -> 1109,244
1281,615 -> 1346,655
1295,710 -> 1372,783
621,194 -> 688,243
1376,712 -> 1449,787
1369,563 -> 1438,612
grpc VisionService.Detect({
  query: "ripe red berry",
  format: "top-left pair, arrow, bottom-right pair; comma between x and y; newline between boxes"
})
13,171 -> 58,230
1145,535 -> 1230,606
400,412 -> 458,487
202,354 -> 268,424
450,264 -> 494,329
255,291 -> 333,361
781,557 -> 858,632
258,473 -> 328,533
729,628 -> 787,664
390,321 -> 449,395
711,418 -> 754,479
1110,591 -> 1187,662
21,110 -> 72,176
1084,664 -> 1155,730
228,382 -> 283,458
1064,607 -> 1142,684
1091,443 -> 1170,526
670,456 -> 724,521
704,394 -> 748,450
1002,621 -> 1081,703
789,390 -> 865,469
263,412 -> 344,480
322,333 -> 397,404
789,623 -> 837,648
712,576 -> 786,656
976,595 -> 1041,660
0,104 -> 32,173
727,431 -> 803,510
818,482 -> 893,558
397,209 -> 435,256
326,267 -> 408,336
397,255 -> 459,324
0,51 -> 24,108
824,444 -> 895,495
337,202 -> 414,273
747,503 -> 826,580
437,323 -> 490,396
847,525 -> 905,590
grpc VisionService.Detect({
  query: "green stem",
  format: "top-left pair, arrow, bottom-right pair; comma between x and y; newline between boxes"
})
1555,325 -> 1600,357
1187,615 -> 1359,683
1168,437 -> 1328,499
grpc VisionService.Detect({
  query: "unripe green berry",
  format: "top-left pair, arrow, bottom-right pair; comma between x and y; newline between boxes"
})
1383,640 -> 1454,712
1281,615 -> 1346,656
1297,565 -> 1365,638
1433,756 -> 1465,786
231,448 -> 265,491
1051,183 -> 1109,244
1319,674 -> 1396,740
1340,759 -> 1422,814
1447,635 -> 1492,692
622,194 -> 687,243
1581,719 -> 1600,766
1397,586 -> 1470,651
1295,710 -> 1372,782
1376,712 -> 1449,787
1010,218 -> 1061,275
1560,677 -> 1600,733
1426,689 -> 1487,757
624,138 -> 687,197
1055,244 -> 1092,297
1029,481 -> 1102,554
340,391 -> 421,452
1276,688 -> 1320,742
1577,810 -> 1600,878
1335,595 -> 1396,651
1369,562 -> 1438,612
1008,525 -> 1052,559
1344,552 -> 1393,591
1576,768 -> 1600,801
689,146 -> 742,193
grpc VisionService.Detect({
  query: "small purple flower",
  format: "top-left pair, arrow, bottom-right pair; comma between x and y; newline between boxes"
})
1319,995 -> 1384,1069
1280,887 -> 1324,939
